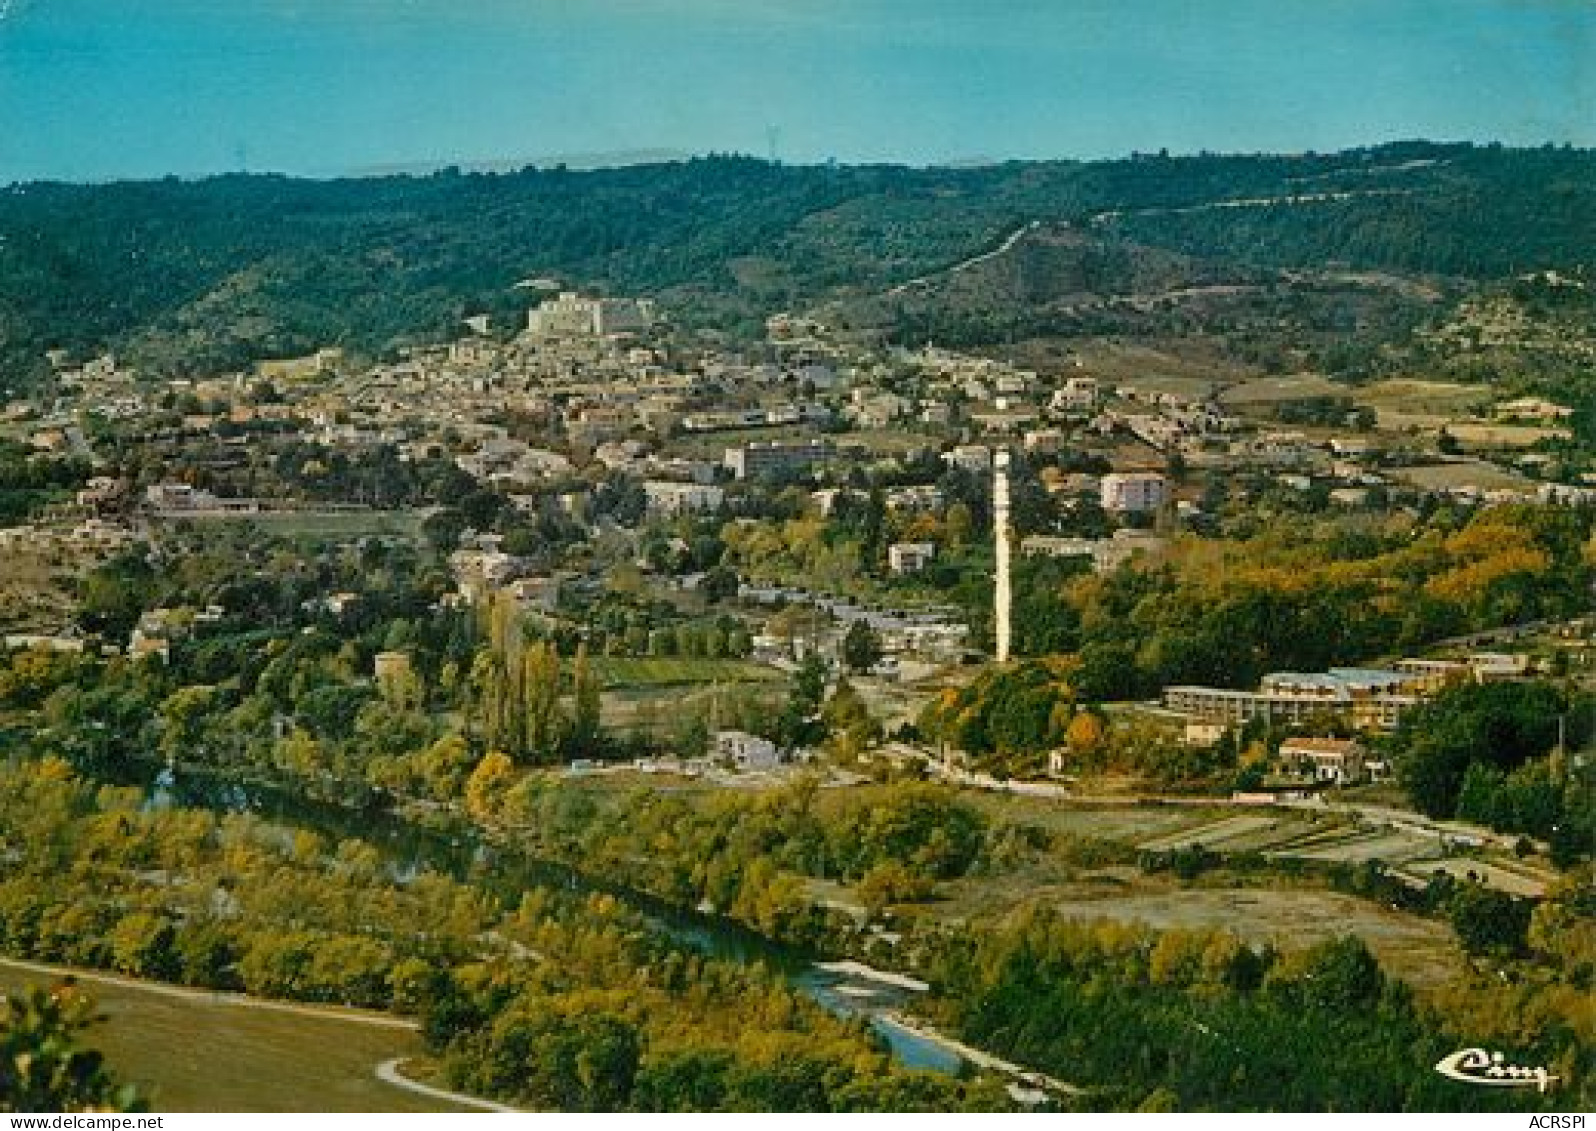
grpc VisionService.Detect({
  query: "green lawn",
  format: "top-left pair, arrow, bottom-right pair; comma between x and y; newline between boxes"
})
0,959 -> 465,1113
591,656 -> 785,689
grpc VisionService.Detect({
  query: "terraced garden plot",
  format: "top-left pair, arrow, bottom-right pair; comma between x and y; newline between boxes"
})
1253,821 -> 1375,849
1218,373 -> 1345,405
1245,821 -> 1412,856
1136,815 -> 1283,852
1447,421 -> 1570,448
1352,378 -> 1488,418
1279,830 -> 1442,864
1484,855 -> 1561,887
1068,340 -> 1249,392
149,510 -> 425,542
1412,858 -> 1548,898
1191,817 -> 1347,854
600,681 -> 786,736
0,541 -> 96,633
968,798 -> 1231,844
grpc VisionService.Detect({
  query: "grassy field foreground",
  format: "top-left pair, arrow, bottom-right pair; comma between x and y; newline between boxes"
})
0,958 -> 464,1113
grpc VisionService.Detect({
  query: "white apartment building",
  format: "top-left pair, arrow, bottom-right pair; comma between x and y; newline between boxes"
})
724,439 -> 835,481
943,444 -> 993,474
1165,667 -> 1424,731
527,292 -> 656,337
714,730 -> 781,771
1100,471 -> 1168,514
887,542 -> 936,575
643,480 -> 725,516
1051,376 -> 1100,412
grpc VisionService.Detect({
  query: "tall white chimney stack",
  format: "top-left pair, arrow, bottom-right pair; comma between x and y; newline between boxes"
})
994,449 -> 1012,664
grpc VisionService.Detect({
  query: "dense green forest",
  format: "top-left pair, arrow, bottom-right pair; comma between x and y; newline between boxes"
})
2,142 -> 1593,388
923,909 -> 1589,1112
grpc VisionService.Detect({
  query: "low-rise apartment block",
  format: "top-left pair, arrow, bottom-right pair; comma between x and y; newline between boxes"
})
724,439 -> 836,481
1164,667 -> 1425,730
643,480 -> 726,516
1100,471 -> 1168,514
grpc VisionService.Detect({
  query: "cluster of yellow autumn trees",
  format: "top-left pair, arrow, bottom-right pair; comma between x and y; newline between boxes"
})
1034,504 -> 1588,700
467,592 -> 602,765
0,758 -> 1013,1113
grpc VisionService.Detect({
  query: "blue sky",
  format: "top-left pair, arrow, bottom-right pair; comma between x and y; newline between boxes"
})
0,0 -> 1590,181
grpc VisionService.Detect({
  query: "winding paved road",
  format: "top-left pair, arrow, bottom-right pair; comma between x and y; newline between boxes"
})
887,220 -> 1042,296
374,1059 -> 521,1112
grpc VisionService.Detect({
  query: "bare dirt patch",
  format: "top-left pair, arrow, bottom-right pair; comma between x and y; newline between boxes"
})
1038,888 -> 1462,987
1389,460 -> 1535,493
1219,373 -> 1345,405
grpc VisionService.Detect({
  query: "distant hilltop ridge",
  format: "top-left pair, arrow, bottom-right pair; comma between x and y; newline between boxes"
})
343,148 -> 693,177
0,141 -> 1591,400
348,150 -> 1016,175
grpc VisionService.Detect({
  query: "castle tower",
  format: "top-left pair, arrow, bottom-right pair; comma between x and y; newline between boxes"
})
994,450 -> 1012,664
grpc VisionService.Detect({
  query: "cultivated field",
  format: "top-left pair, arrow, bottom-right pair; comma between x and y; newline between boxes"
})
1389,460 -> 1536,492
1218,373 -> 1345,406
591,656 -> 785,689
591,657 -> 788,738
1408,858 -> 1551,898
926,855 -> 1465,989
916,794 -> 1548,987
965,795 -> 1240,842
1040,888 -> 1463,987
1445,421 -> 1570,449
1064,340 -> 1253,393
1353,378 -> 1488,417
0,544 -> 76,633
600,682 -> 787,738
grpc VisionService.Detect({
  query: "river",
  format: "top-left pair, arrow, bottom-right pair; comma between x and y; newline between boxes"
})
141,764 -> 963,1074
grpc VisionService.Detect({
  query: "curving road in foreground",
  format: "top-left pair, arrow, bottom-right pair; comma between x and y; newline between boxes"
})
374,1059 -> 521,1113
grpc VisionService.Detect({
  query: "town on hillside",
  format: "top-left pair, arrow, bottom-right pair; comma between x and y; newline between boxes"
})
2,188 -> 1593,1115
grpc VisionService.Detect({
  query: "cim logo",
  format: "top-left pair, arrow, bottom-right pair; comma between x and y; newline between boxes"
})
1434,1048 -> 1559,1093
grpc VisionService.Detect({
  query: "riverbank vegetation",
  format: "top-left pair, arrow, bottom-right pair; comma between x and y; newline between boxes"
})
0,758 -> 1013,1112
1,727 -> 1589,1110
467,771 -> 1590,1108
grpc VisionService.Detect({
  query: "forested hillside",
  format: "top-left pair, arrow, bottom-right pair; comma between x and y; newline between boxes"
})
1,141 -> 1593,388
